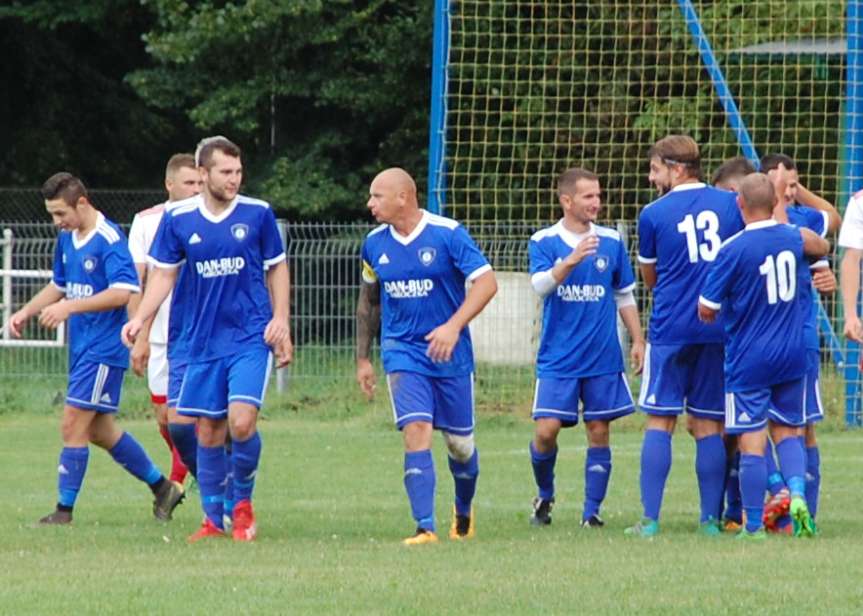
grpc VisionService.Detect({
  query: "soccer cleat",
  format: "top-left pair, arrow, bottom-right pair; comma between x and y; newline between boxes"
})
449,505 -> 475,540
581,514 -> 605,529
153,480 -> 185,521
624,518 -> 659,538
403,528 -> 439,546
38,508 -> 72,525
698,518 -> 722,537
735,528 -> 768,542
789,496 -> 816,538
231,500 -> 257,542
187,517 -> 226,542
722,518 -> 743,533
529,497 -> 554,526
762,487 -> 790,531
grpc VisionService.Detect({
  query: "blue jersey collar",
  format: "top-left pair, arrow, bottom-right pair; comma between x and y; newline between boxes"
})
745,219 -> 778,231
388,209 -> 429,246
72,212 -> 105,250
670,182 -> 706,193
198,195 -> 239,223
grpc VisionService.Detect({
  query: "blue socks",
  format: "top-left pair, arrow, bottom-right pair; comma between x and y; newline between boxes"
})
724,451 -> 742,523
168,423 -> 198,478
108,432 -> 162,487
775,437 -> 807,498
404,450 -> 436,531
57,447 -> 89,509
764,439 -> 786,496
806,445 -> 820,518
198,445 -> 227,529
231,432 -> 262,503
448,449 -> 479,517
695,434 -> 726,523
640,429 -> 672,521
740,453 -> 767,532
584,447 -> 611,520
529,442 -> 557,501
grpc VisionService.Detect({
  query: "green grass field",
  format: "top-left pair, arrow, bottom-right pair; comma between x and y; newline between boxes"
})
2,403 -> 863,614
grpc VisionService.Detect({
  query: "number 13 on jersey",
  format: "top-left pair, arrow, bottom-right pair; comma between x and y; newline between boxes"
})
677,211 -> 721,263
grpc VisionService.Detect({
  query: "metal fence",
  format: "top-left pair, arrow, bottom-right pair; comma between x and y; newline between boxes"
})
0,209 -> 858,423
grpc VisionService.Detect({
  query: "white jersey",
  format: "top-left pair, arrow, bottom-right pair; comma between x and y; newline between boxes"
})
839,189 -> 863,250
128,203 -> 172,344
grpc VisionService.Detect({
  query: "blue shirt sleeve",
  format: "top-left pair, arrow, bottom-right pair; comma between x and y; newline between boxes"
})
614,238 -> 636,291
637,209 -> 657,264
528,238 -> 554,275
52,235 -> 66,291
700,243 -> 736,309
450,225 -> 491,281
260,207 -> 286,267
149,213 -> 185,267
360,240 -> 377,283
104,238 -> 141,291
804,207 -> 828,238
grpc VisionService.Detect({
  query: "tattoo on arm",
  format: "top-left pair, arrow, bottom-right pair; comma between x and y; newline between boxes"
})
356,281 -> 380,360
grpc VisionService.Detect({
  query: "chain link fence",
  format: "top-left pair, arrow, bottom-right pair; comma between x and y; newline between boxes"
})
0,190 -> 854,421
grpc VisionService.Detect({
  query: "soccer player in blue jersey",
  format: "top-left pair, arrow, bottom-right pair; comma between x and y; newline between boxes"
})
355,167 -> 497,545
626,135 -> 745,538
759,155 -> 838,532
527,168 -> 644,528
122,137 -> 292,542
5,173 -> 184,525
698,173 -> 830,539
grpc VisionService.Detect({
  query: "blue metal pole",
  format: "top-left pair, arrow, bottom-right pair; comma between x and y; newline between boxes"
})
843,1 -> 863,426
426,0 -> 450,214
676,0 -> 761,169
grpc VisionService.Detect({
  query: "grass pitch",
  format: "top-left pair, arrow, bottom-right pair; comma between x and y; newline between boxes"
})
1,407 -> 862,614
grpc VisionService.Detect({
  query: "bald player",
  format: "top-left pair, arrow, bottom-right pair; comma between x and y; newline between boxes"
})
356,168 -> 498,545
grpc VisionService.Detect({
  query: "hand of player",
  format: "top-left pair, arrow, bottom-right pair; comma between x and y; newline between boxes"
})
425,322 -> 460,363
274,335 -> 294,368
630,339 -> 645,375
844,315 -> 863,343
4,308 -> 30,339
565,235 -> 599,267
121,318 -> 143,348
812,268 -> 836,295
264,317 -> 289,347
697,302 -> 716,324
38,301 -> 70,329
356,358 -> 376,401
131,337 -> 150,377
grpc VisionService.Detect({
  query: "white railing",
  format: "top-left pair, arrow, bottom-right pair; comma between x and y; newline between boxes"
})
0,228 -> 65,348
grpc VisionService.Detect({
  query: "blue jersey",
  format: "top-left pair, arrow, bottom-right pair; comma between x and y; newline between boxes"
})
149,194 -> 286,363
361,211 -> 491,378
160,201 -> 194,364
638,183 -> 744,344
52,214 -> 140,369
529,222 -> 635,378
699,220 -> 807,391
786,205 -> 829,352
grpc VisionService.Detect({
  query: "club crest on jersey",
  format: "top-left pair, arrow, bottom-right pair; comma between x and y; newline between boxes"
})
594,255 -> 609,273
83,257 -> 98,273
418,247 -> 436,266
231,224 -> 249,241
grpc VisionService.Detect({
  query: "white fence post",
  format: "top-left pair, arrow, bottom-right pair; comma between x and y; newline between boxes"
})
1,228 -> 12,340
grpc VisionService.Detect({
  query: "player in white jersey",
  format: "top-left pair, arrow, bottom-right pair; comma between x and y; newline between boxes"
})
356,168 -> 497,545
127,153 -> 201,488
527,168 -> 645,528
841,188 -> 863,343
123,137 -> 292,542
4,173 -> 184,524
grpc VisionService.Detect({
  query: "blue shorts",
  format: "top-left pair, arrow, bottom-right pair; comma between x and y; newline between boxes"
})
725,377 -> 806,434
638,343 -> 724,420
177,348 -> 273,419
804,350 -> 824,424
386,372 -> 474,436
167,360 -> 188,409
66,360 -> 125,413
532,373 -> 635,427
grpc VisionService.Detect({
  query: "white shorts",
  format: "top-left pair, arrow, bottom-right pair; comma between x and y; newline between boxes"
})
147,342 -> 169,402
